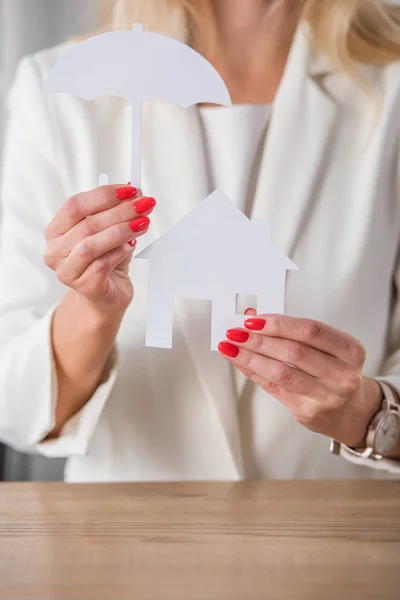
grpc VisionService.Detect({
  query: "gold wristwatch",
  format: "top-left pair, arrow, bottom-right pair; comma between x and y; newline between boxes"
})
331,380 -> 400,461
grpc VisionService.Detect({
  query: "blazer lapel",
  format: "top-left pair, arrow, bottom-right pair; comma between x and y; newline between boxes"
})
252,26 -> 339,258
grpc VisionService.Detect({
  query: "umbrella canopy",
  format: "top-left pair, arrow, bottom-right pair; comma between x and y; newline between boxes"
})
46,24 -> 232,187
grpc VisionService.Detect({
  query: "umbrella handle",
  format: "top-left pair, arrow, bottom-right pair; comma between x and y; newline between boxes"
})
131,102 -> 142,190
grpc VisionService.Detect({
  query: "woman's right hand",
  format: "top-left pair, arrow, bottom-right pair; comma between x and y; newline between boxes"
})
44,184 -> 155,313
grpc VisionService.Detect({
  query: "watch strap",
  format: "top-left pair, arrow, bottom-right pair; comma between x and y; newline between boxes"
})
376,380 -> 400,413
330,380 -> 400,461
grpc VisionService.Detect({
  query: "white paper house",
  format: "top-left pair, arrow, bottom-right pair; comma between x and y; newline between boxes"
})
136,190 -> 298,350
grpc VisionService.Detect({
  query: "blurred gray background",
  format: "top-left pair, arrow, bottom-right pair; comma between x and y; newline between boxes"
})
0,0 -> 102,481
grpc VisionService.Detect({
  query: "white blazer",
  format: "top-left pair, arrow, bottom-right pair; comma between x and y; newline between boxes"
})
1,27 -> 400,482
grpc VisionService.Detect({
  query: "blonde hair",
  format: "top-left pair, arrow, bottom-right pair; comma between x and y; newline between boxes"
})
108,0 -> 400,83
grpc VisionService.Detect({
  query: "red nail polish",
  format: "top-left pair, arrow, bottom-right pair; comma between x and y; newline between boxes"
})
129,216 -> 150,233
116,186 -> 138,201
128,240 -> 137,248
244,318 -> 266,331
134,197 -> 156,214
218,341 -> 240,358
226,329 -> 250,343
244,307 -> 256,315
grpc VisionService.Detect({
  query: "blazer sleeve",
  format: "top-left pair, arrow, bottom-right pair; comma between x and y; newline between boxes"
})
0,55 -> 117,456
339,229 -> 400,475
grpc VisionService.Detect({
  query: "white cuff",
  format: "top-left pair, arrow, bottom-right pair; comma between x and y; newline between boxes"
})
36,347 -> 118,458
0,305 -> 58,451
0,304 -> 117,456
338,443 -> 400,475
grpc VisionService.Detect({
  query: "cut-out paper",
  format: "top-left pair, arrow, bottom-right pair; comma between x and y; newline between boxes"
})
45,23 -> 232,189
136,191 -> 298,350
45,23 -> 298,352
98,173 -> 110,187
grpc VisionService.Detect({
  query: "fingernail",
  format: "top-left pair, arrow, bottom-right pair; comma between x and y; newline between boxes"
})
128,240 -> 137,248
244,318 -> 266,331
226,329 -> 250,343
244,307 -> 256,315
134,196 -> 156,214
129,216 -> 150,233
116,186 -> 138,201
218,341 -> 240,358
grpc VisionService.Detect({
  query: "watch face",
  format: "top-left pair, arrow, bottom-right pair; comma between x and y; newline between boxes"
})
375,414 -> 400,456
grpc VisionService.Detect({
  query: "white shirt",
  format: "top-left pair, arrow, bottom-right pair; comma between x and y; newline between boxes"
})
199,104 -> 272,213
199,104 -> 272,395
1,26 -> 400,482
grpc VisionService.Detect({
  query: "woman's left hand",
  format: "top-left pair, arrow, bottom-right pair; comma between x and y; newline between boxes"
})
218,313 -> 382,447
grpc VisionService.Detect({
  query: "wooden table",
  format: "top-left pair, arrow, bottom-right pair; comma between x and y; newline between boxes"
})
0,481 -> 399,600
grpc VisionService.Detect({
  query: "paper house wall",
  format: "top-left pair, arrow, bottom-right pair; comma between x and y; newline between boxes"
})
136,190 -> 298,350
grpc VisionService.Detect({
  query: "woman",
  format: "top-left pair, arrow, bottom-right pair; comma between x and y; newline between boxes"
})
0,0 -> 400,482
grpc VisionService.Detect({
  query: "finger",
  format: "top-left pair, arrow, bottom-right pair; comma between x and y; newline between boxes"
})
248,372 -> 321,427
226,329 -> 353,382
243,314 -> 366,367
56,195 -> 156,256
77,242 -> 136,285
249,371 -> 303,409
218,342 -> 328,401
236,365 -> 254,378
244,307 -> 257,316
46,185 -> 140,238
57,217 -> 149,282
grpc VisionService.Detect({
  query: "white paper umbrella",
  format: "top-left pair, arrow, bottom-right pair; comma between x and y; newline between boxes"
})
46,23 -> 232,188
